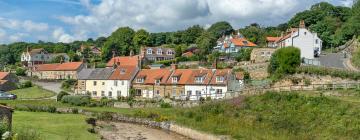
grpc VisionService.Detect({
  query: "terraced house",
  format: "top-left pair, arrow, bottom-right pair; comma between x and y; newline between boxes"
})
21,48 -> 70,67
29,62 -> 84,79
132,69 -> 172,98
140,46 -> 175,62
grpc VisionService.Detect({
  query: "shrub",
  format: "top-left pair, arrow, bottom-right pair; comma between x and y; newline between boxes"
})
97,112 -> 113,120
0,118 -> 10,139
160,102 -> 172,108
85,118 -> 96,126
13,127 -> 41,140
296,66 -> 360,80
61,79 -> 77,89
19,80 -> 32,88
57,91 -> 70,101
15,67 -> 26,76
304,79 -> 311,86
15,105 -> 57,113
199,97 -> 205,104
61,95 -> 91,106
268,47 -> 301,78
72,108 -> 78,114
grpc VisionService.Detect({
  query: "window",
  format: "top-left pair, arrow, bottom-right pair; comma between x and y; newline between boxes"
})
101,91 -> 105,96
155,80 -> 160,85
216,76 -> 224,83
108,91 -> 112,97
242,41 -> 248,45
117,91 -> 121,96
120,69 -> 126,74
93,81 -> 97,86
196,90 -> 201,96
136,78 -> 144,83
156,90 -> 160,95
304,32 -> 307,35
267,52 -> 271,56
136,89 -> 142,96
172,90 -> 177,98
315,39 -> 319,44
195,76 -> 204,83
172,77 -> 178,83
157,49 -> 162,55
261,52 -> 265,56
114,81 -> 118,86
216,89 -> 223,94
167,50 -> 173,55
147,49 -> 152,54
102,82 -> 105,85
92,91 -> 97,96
121,81 -> 124,85
187,91 -> 192,96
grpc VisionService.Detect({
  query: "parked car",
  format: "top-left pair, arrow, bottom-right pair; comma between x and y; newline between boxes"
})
0,91 -> 17,100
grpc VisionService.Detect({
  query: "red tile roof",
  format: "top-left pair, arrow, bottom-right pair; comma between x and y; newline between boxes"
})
165,69 -> 213,85
108,65 -> 138,80
166,69 -> 193,85
0,72 -> 9,80
266,37 -> 281,42
230,38 -> 257,47
186,69 -> 213,85
210,69 -> 231,85
235,72 -> 244,80
106,55 -> 139,67
35,62 -> 83,71
182,52 -> 194,57
134,69 -> 172,85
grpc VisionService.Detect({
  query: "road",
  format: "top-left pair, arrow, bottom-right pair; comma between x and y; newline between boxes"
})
317,53 -> 347,69
32,81 -> 64,99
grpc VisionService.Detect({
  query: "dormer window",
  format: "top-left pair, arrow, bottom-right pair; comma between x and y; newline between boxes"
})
172,77 -> 178,83
167,50 -> 173,55
195,76 -> 204,83
216,76 -> 224,83
147,49 -> 152,54
155,80 -> 160,85
243,41 -> 248,45
157,49 -> 162,55
120,69 -> 126,74
136,78 -> 144,83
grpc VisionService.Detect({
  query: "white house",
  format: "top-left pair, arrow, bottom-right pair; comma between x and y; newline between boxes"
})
184,69 -> 213,101
21,48 -> 70,67
207,69 -> 232,100
214,32 -> 257,53
107,65 -> 139,98
267,20 -> 322,59
80,65 -> 138,99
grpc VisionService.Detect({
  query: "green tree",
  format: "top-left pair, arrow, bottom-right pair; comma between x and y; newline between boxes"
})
181,25 -> 204,45
196,31 -> 216,60
207,21 -> 233,39
133,29 -> 151,53
102,27 -> 135,61
268,47 -> 301,77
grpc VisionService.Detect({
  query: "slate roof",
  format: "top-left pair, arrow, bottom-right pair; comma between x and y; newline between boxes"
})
86,68 -> 113,80
77,69 -> 94,80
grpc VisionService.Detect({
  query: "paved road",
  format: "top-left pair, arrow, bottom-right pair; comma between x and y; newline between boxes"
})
32,81 -> 65,99
317,53 -> 347,69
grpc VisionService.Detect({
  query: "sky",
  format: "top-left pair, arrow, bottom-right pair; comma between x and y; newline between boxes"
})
0,0 -> 354,44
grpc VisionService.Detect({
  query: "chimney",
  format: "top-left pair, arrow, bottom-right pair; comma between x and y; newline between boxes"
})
299,20 -> 305,28
171,64 -> 177,70
60,57 -> 64,64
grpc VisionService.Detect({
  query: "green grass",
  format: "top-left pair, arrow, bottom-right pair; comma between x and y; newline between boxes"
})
12,111 -> 98,140
10,86 -> 56,99
4,90 -> 360,139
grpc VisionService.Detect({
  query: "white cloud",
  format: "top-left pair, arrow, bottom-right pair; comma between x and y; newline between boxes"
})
23,20 -> 49,32
58,0 -> 330,40
340,0 -> 353,7
52,27 -> 74,43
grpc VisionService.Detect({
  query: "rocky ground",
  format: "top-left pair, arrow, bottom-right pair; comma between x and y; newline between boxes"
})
97,121 -> 190,140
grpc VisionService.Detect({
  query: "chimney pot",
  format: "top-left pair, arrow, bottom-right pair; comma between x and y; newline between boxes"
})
171,64 -> 177,70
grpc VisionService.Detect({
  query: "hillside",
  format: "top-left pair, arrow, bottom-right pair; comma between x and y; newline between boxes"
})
129,92 -> 360,139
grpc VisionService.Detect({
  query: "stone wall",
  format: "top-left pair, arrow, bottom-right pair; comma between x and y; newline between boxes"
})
0,105 -> 13,130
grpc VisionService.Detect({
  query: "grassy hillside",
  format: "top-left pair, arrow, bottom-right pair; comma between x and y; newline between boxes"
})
126,92 -> 360,139
10,86 -> 55,99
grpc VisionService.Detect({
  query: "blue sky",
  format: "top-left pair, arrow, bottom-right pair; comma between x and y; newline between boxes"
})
0,0 -> 354,44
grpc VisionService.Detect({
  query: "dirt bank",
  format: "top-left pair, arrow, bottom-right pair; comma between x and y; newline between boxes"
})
97,121 -> 190,140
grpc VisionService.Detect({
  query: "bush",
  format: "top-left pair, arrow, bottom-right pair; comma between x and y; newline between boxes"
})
0,118 -> 10,139
15,67 -> 26,76
57,91 -> 70,101
160,102 -> 172,108
268,47 -> 301,78
13,127 -> 41,140
61,79 -> 77,89
14,104 -> 57,113
19,80 -> 32,89
296,66 -> 360,80
61,95 -> 91,106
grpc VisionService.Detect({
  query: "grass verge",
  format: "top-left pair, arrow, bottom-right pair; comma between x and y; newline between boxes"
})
10,86 -> 56,99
